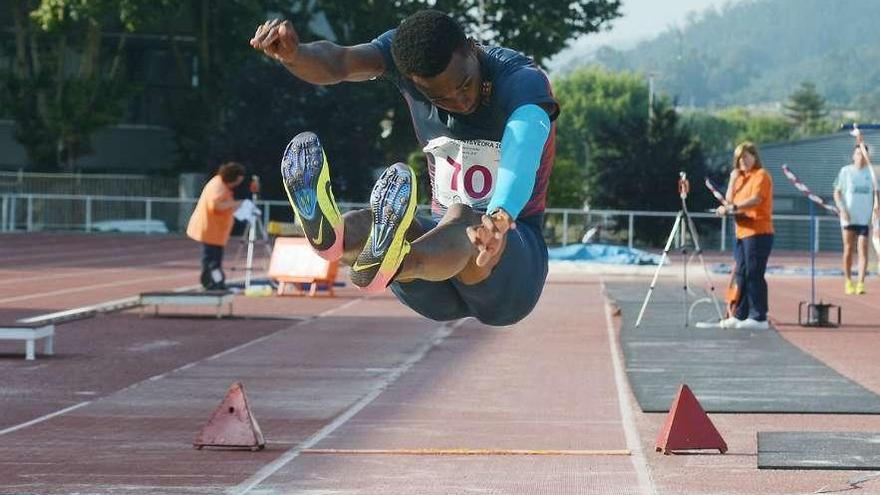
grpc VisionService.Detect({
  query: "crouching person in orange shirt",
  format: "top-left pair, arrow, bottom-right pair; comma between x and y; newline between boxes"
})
715,142 -> 774,330
186,162 -> 245,290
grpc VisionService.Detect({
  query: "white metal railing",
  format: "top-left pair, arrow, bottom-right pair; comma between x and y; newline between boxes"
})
0,193 -> 840,252
540,207 -> 840,252
0,193 -> 379,236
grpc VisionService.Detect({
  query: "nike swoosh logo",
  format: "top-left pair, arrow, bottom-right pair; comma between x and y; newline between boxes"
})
352,260 -> 381,272
311,220 -> 324,245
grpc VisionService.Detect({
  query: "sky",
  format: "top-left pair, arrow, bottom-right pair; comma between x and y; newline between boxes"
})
547,0 -> 737,72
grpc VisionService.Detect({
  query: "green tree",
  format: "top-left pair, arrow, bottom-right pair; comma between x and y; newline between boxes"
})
545,156 -> 586,208
442,0 -> 622,65
170,0 -> 622,201
299,0 -> 622,66
665,44 -> 714,106
159,1 -> 317,198
681,111 -> 741,158
854,88 -> 880,122
552,67 -> 649,208
588,99 -> 706,213
738,114 -> 793,144
582,0 -> 880,109
553,66 -> 707,215
592,99 -> 708,245
3,0 -> 623,193
784,81 -> 832,137
1,0 -> 169,170
684,107 -> 793,159
553,67 -> 649,166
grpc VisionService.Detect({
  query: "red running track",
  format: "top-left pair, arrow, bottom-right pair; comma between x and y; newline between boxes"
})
1,232 -> 879,494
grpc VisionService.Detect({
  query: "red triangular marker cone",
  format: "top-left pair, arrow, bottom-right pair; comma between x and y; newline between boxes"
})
194,381 -> 266,451
655,384 -> 727,454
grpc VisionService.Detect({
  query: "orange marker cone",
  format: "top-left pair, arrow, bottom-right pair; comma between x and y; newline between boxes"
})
194,381 -> 265,451
655,384 -> 727,454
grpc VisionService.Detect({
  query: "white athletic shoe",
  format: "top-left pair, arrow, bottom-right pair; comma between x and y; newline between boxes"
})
719,316 -> 743,329
736,318 -> 770,330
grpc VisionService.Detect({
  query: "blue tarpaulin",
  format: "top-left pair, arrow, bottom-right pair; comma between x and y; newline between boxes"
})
548,243 -> 663,265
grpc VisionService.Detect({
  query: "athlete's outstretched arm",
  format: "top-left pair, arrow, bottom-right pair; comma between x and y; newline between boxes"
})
250,19 -> 385,85
468,104 -> 552,267
487,104 -> 552,221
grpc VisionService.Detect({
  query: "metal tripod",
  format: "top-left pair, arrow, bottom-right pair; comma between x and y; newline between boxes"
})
232,177 -> 272,289
635,173 -> 724,328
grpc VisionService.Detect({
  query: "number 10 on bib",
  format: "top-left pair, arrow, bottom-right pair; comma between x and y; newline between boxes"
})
424,136 -> 500,211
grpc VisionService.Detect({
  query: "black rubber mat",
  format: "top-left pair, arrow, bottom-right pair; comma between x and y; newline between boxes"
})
758,432 -> 880,470
606,282 -> 880,413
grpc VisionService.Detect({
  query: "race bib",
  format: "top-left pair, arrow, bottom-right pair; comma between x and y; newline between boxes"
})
423,137 -> 500,210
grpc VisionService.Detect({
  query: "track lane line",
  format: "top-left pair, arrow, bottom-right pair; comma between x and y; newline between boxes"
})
0,402 -> 92,437
0,255 -> 192,289
0,296 -> 365,437
227,317 -> 469,495
0,272 -> 197,304
601,278 -> 657,495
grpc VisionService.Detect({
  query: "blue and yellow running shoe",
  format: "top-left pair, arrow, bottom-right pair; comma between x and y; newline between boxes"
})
350,163 -> 417,292
280,132 -> 344,261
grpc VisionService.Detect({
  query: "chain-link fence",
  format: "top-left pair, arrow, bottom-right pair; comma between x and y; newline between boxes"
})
0,193 -> 842,253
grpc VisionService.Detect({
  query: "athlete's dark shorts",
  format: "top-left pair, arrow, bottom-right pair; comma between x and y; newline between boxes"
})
389,214 -> 548,327
844,224 -> 870,237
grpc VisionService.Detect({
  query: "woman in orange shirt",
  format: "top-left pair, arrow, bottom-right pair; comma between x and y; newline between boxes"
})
186,162 -> 245,290
715,142 -> 774,330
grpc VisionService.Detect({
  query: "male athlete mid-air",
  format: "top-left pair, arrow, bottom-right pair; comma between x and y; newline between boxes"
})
251,10 -> 559,326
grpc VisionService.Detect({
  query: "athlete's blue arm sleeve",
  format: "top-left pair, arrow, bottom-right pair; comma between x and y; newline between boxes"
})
487,104 -> 551,219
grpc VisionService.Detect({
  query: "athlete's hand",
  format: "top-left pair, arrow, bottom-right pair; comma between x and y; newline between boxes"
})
715,205 -> 729,217
250,19 -> 299,64
840,209 -> 851,225
467,209 -> 516,267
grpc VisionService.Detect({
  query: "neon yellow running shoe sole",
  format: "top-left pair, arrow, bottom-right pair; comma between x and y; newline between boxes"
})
350,163 -> 417,292
280,132 -> 344,261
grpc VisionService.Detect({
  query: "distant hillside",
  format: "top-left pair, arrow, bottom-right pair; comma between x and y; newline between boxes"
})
562,0 -> 880,110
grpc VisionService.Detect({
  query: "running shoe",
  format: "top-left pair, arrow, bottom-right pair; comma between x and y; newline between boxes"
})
280,132 -> 344,261
855,281 -> 866,295
350,163 -> 417,292
845,279 -> 856,295
719,316 -> 743,329
735,318 -> 770,330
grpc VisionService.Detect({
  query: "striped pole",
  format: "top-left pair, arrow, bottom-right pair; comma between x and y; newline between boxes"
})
781,164 -> 839,215
704,178 -> 727,205
782,163 -> 832,307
